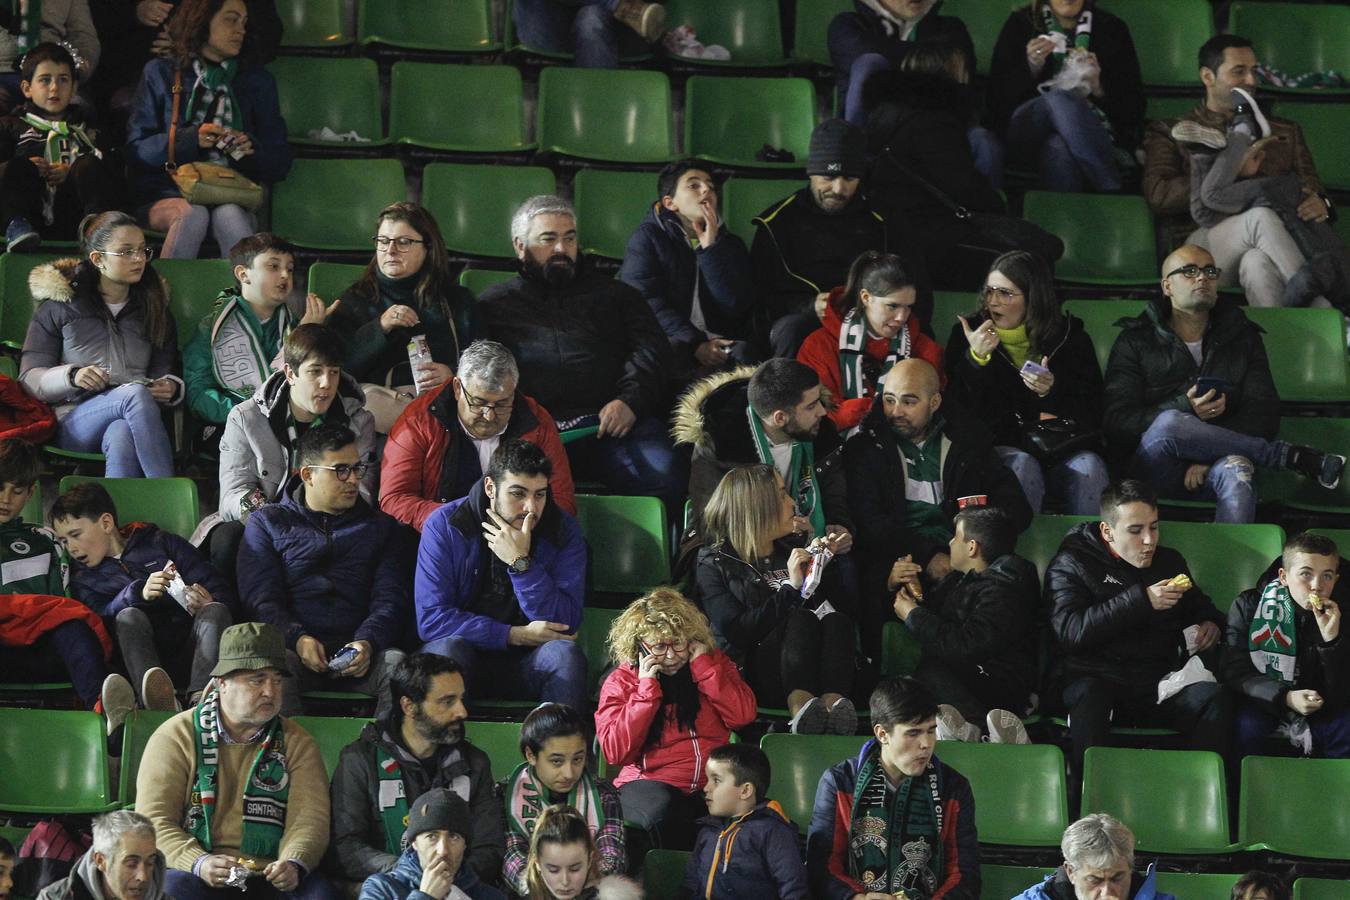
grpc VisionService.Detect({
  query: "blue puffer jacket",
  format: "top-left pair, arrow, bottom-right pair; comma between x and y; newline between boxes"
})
1013,864 -> 1175,900
237,483 -> 407,651
681,801 -> 809,900
70,522 -> 234,620
357,847 -> 504,900
617,204 -> 754,350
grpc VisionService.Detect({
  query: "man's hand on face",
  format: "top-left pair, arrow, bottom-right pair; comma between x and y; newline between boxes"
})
482,507 -> 534,566
418,855 -> 454,900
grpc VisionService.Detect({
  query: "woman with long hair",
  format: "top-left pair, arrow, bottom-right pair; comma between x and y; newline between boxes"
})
697,464 -> 857,734
945,250 -> 1108,514
21,210 -> 179,476
594,588 -> 756,849
524,805 -> 641,900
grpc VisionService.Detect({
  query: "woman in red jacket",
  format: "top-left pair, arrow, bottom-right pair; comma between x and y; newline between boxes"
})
595,587 -> 757,850
797,251 -> 943,432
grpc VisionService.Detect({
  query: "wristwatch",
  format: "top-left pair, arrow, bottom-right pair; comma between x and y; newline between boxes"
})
509,555 -> 532,574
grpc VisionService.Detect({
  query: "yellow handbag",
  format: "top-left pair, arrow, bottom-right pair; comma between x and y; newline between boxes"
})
165,68 -> 263,210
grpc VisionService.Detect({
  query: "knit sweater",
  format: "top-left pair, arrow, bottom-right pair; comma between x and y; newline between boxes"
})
134,710 -> 330,873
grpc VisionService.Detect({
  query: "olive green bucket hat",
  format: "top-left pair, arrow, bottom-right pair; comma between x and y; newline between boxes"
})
210,622 -> 292,678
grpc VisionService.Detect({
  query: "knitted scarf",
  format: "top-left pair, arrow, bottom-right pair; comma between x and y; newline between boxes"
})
838,308 -> 910,401
746,406 -> 824,535
1248,578 -> 1299,686
20,112 -> 100,164
504,761 -> 604,842
210,291 -> 289,401
373,745 -> 410,854
847,744 -> 945,898
186,686 -> 289,859
1040,6 -> 1092,77
185,57 -> 241,130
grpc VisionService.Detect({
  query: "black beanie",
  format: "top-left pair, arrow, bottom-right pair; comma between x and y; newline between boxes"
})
807,118 -> 865,179
404,788 -> 471,844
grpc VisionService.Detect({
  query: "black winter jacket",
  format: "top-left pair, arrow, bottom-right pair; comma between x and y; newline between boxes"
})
695,543 -> 805,668
842,397 -> 1032,567
477,257 -> 671,421
944,310 -> 1103,448
1102,299 -> 1280,457
827,0 -> 976,95
1045,522 -> 1225,685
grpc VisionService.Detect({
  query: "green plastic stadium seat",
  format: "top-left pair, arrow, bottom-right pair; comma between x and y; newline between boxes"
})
573,169 -> 659,261
1293,878 -> 1350,900
458,268 -> 515,298
1099,0 -> 1212,87
156,258 -> 235,349
664,0 -> 789,66
1258,418 -> 1350,514
1146,95 -> 1203,123
1244,307 -> 1350,403
422,164 -> 555,259
358,0 -> 499,52
1154,873 -> 1243,900
578,607 -> 621,698
536,68 -> 674,164
931,290 -> 975,344
0,357 -> 13,379
269,57 -> 386,146
982,865 -> 1056,900
643,849 -> 692,900
465,721 -> 523,782
720,177 -> 799,244
1017,513 -> 1096,580
0,251 -> 62,347
59,476 -> 200,539
793,0 -> 851,67
1277,102 -> 1350,192
1082,747 -> 1234,854
279,0 -> 352,48
307,262 -> 366,303
0,709 -> 115,812
880,621 -> 921,676
685,76 -> 815,169
390,64 -> 531,153
1240,755 -> 1350,859
1164,522 -> 1284,613
1060,299 -> 1145,374
1023,192 -> 1157,285
119,710 -> 175,806
759,733 -> 867,833
574,494 -> 670,595
961,0 -> 1022,75
291,716 -> 370,778
19,480 -> 41,522
934,741 -> 1068,846
1230,3 -> 1350,91
273,159 -> 407,251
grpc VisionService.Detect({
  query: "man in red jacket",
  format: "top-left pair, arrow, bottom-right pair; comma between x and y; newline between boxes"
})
380,340 -> 575,532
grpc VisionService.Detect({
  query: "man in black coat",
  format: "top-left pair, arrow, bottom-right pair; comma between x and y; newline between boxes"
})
1044,479 -> 1231,792
478,194 -> 684,511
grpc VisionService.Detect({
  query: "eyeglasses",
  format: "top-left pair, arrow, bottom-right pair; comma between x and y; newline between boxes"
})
980,284 -> 1023,302
640,638 -> 689,657
373,236 -> 426,252
1166,264 -> 1222,281
102,246 -> 154,260
306,462 -> 371,481
462,388 -> 514,416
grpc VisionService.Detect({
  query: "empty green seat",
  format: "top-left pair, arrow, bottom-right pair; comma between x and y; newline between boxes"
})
19,480 -> 41,523
273,159 -> 407,251
664,0 -> 788,66
578,607 -> 621,698
880,620 -> 921,676
537,68 -> 674,164
1060,298 -> 1146,374
685,76 -> 815,169
643,849 -> 692,900
358,0 -> 499,52
1082,747 -> 1234,854
1293,878 -> 1350,900
1163,522 -> 1284,613
1276,102 -> 1350,192
422,164 -> 555,259
720,177 -> 800,244
59,476 -> 201,539
931,290 -> 975,343
0,251 -> 62,347
0,709 -> 115,812
792,0 -> 851,67
156,258 -> 235,349
1099,0 -> 1212,86
1258,418 -> 1350,514
458,268 -> 516,298
1154,873 -> 1243,900
759,733 -> 867,833
119,709 -> 175,806
466,721 -> 523,781
279,0 -> 353,48
1244,307 -> 1350,403
573,494 -> 670,595
572,169 -> 659,261
1230,3 -> 1350,90
269,57 -> 386,146
1016,513 -> 1096,580
291,716 -> 370,778
1023,193 -> 1157,285
307,262 -> 366,302
934,741 -> 1068,846
390,64 -> 531,153
1240,755 -> 1350,859
982,865 -> 1056,900
961,0 -> 1021,75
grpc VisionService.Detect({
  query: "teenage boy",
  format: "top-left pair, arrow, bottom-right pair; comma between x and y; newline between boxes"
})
0,42 -> 118,250
681,744 -> 808,900
52,481 -> 234,710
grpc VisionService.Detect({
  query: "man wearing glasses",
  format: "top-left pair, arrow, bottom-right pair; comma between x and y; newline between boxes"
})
1103,244 -> 1344,524
237,422 -> 408,717
380,340 -> 575,533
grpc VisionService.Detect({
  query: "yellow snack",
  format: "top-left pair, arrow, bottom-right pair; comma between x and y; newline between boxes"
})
1310,592 -> 1325,612
1169,574 -> 1192,589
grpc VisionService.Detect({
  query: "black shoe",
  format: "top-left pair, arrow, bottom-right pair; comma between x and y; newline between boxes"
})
1290,445 -> 1346,490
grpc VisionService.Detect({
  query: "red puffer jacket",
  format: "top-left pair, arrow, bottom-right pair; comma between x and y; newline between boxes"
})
0,374 -> 56,444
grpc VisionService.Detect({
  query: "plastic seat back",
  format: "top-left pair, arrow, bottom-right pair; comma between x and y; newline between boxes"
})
358,0 -> 499,52
59,476 -> 200,539
1240,755 -> 1350,859
685,75 -> 815,168
279,0 -> 352,48
1082,747 -> 1232,853
1061,299 -> 1146,374
720,177 -> 800,243
793,0 -> 852,66
1279,102 -> 1350,192
1163,522 -> 1284,613
119,709 -> 175,806
1262,418 -> 1350,514
537,68 -> 674,164
759,733 -> 867,833
1023,192 -> 1157,285
578,607 -> 621,699
458,269 -> 516,299
961,0 -> 1021,75
1244,307 -> 1350,403
573,169 -> 660,261
156,258 -> 235,349
1230,3 -> 1350,85
643,849 -> 692,900
465,721 -> 523,782
422,164 -> 555,259
1098,0 -> 1212,86
935,741 -> 1068,846
1016,513 -> 1096,581
390,64 -> 529,153
664,0 -> 788,65
308,262 -> 367,303
1294,879 -> 1350,900
269,57 -> 385,146
1,251 -> 63,347
290,716 -> 370,778
574,494 -> 670,595
931,291 -> 975,345
273,159 -> 407,251
0,709 -> 114,812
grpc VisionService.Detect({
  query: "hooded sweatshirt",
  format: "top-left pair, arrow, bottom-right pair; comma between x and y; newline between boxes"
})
37,847 -> 167,900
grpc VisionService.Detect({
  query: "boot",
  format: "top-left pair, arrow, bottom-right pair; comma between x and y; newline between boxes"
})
612,0 -> 665,42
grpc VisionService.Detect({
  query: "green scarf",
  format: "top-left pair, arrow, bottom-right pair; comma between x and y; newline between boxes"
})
848,744 -> 945,898
210,291 -> 290,401
373,745 -> 410,854
1040,6 -> 1092,78
186,686 -> 290,859
185,57 -> 241,129
747,405 -> 824,535
1248,578 -> 1299,686
504,761 -> 604,840
838,308 -> 910,401
20,112 -> 100,164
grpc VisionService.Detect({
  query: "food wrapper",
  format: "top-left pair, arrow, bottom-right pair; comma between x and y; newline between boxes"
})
800,540 -> 834,600
164,561 -> 188,609
1157,654 -> 1216,704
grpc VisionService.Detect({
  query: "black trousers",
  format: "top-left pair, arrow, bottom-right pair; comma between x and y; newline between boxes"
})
0,153 -> 119,234
618,778 -> 706,852
913,658 -> 1029,726
749,606 -> 855,708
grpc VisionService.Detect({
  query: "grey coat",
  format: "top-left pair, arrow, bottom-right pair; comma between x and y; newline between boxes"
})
37,848 -> 168,900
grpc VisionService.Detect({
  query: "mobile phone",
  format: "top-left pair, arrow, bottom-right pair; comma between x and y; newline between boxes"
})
1020,360 -> 1051,379
328,646 -> 359,673
1193,375 -> 1230,396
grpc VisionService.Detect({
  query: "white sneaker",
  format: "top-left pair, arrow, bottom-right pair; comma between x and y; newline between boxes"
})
986,708 -> 1031,744
101,674 -> 135,736
936,704 -> 982,742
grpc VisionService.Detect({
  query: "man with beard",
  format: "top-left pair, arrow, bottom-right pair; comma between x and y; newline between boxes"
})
329,655 -> 504,889
1103,244 -> 1344,524
477,195 -> 682,513
135,622 -> 333,900
414,439 -> 588,712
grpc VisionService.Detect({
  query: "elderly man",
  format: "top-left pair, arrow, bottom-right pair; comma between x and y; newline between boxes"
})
1013,814 -> 1175,900
136,622 -> 332,900
380,340 -> 575,531
38,811 -> 167,900
1102,244 -> 1344,523
478,195 -> 682,511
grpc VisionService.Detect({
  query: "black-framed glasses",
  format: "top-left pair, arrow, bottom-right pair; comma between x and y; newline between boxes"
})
373,236 -> 426,252
103,246 -> 154,260
980,284 -> 1023,302
306,462 -> 371,481
1166,264 -> 1222,281
462,388 -> 514,415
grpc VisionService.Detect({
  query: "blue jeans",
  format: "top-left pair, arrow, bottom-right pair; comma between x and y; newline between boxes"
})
421,635 -> 588,712
565,415 -> 687,516
1006,89 -> 1121,192
842,52 -> 890,126
1234,699 -> 1350,759
1129,409 -> 1287,524
513,0 -> 640,68
57,383 -> 175,477
165,868 -> 338,900
996,446 -> 1111,516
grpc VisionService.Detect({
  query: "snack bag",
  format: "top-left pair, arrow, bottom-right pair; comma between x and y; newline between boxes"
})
164,561 -> 189,610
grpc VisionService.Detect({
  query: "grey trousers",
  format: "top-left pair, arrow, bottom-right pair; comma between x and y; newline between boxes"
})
114,602 -> 234,702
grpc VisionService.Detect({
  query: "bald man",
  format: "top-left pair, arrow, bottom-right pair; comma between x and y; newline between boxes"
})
1102,245 -> 1344,524
843,358 -> 1031,657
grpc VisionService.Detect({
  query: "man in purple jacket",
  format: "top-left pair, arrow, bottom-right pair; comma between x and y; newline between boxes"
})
415,439 -> 588,712
236,422 -> 409,718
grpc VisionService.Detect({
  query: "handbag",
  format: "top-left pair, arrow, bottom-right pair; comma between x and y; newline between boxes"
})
1018,412 -> 1100,465
166,68 -> 263,210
